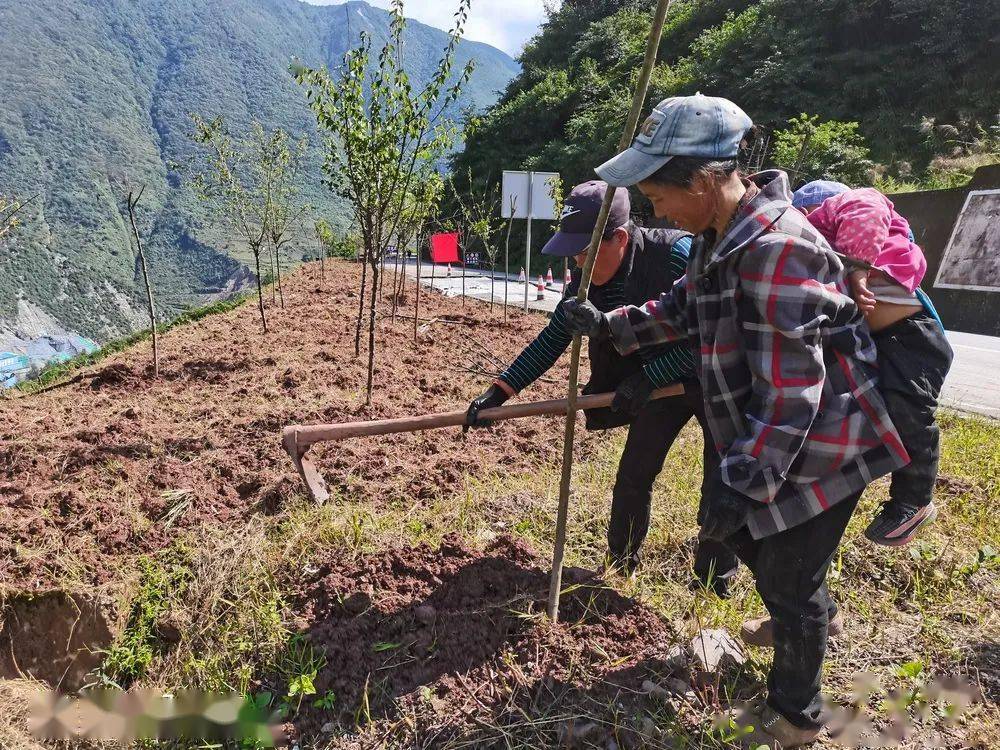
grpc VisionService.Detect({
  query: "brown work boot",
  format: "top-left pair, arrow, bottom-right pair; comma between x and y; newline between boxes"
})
732,701 -> 822,748
740,611 -> 844,648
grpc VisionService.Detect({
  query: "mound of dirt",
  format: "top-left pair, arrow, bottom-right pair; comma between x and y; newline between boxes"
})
287,534 -> 690,743
0,262 -> 600,591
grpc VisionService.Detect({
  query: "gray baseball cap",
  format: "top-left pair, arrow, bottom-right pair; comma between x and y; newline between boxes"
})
596,94 -> 753,187
541,180 -> 631,257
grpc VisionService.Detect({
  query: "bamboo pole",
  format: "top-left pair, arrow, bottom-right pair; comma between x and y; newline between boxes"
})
547,0 -> 675,623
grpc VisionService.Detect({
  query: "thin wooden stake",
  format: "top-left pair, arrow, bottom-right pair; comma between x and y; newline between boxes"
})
127,186 -> 158,377
547,0 -> 675,623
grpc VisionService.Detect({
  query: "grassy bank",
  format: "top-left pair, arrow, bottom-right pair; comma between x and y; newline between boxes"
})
56,409 -> 1000,748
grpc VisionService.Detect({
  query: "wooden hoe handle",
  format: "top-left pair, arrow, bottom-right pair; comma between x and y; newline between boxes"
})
283,384 -> 685,449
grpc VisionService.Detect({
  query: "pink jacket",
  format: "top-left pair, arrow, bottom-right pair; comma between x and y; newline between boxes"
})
806,188 -> 927,293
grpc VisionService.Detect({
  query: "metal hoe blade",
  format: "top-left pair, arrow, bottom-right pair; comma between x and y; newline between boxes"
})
281,426 -> 331,504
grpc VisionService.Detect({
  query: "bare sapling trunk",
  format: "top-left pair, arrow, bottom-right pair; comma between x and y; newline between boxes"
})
460,228 -> 466,310
127,189 -> 159,377
414,237 -> 422,341
274,239 -> 286,309
490,261 -> 496,314
321,247 -> 326,279
378,251 -> 386,310
355,242 -> 369,357
252,243 -> 269,333
366,258 -> 380,405
391,242 -> 402,323
503,213 -> 514,324
268,242 -> 277,305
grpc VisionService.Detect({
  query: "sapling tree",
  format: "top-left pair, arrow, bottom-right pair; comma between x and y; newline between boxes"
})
295,0 -> 474,404
188,116 -> 301,333
772,114 -> 874,185
391,169 -> 444,322
407,172 -> 445,336
124,186 -> 160,376
451,171 -> 502,311
315,219 -> 334,278
267,136 -> 309,309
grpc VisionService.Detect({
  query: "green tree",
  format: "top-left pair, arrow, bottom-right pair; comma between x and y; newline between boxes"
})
771,114 -> 874,187
0,196 -> 28,243
188,116 -> 302,333
295,0 -> 474,404
452,0 -> 1000,202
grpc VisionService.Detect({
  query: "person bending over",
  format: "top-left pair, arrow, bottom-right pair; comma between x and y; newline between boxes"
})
562,95 -> 908,748
466,179 -> 737,591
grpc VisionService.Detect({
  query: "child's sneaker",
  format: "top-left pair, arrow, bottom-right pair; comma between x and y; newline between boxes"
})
864,501 -> 938,547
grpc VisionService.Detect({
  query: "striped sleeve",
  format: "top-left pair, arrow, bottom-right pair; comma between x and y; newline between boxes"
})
498,303 -> 573,393
639,236 -> 696,386
642,344 -> 696,387
668,236 -> 692,279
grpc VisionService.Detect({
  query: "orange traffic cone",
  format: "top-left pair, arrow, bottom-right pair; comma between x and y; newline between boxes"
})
536,275 -> 545,301
546,267 -> 554,287
564,266 -> 572,286
446,263 -> 452,277
518,267 -> 526,283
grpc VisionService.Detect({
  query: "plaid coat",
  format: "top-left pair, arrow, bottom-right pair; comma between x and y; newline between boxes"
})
608,171 -> 909,539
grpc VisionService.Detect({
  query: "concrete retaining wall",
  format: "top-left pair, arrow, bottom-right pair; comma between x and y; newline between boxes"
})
891,164 -> 1000,336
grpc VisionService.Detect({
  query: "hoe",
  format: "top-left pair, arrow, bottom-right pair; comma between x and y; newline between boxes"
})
282,385 -> 683,504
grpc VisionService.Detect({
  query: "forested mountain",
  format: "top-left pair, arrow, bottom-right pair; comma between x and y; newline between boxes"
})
453,0 -> 999,195
0,0 -> 517,342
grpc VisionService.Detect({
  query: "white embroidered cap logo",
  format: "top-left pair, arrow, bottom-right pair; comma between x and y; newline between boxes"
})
560,204 -> 580,221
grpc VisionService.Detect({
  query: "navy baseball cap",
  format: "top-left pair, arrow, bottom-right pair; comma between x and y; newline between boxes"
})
596,94 -> 753,187
542,180 -> 630,258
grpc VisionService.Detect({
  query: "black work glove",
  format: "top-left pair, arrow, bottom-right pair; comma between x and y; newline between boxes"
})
561,299 -> 609,339
699,472 -> 764,542
611,370 -> 657,418
465,384 -> 510,430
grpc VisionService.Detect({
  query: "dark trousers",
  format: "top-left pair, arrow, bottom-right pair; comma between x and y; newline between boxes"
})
726,491 -> 863,729
608,387 -> 739,585
872,312 -> 954,508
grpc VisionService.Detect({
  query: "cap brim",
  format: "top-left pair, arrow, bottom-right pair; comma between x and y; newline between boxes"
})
542,231 -> 592,257
595,148 -> 673,187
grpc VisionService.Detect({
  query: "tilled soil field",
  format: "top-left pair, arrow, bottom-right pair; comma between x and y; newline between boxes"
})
0,262 -> 597,592
286,533 -> 698,747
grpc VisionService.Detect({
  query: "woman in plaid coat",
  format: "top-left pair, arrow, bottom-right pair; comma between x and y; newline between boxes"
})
562,95 -> 908,748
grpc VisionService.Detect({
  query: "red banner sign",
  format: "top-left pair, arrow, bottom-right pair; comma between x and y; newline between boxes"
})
429,232 -> 460,264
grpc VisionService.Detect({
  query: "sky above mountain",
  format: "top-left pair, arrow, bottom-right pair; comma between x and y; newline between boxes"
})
303,0 -> 552,56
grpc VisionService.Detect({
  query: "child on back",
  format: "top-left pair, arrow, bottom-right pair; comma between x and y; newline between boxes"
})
793,181 -> 954,546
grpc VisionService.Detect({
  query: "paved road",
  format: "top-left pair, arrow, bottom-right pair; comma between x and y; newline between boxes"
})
404,261 -> 999,419
402,261 -> 565,313
941,331 -> 1000,420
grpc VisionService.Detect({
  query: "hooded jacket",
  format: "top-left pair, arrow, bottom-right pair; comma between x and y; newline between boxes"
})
607,171 -> 909,539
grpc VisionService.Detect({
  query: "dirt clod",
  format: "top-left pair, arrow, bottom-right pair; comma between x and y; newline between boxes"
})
413,604 -> 436,626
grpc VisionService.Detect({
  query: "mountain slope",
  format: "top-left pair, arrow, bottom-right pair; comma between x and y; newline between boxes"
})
0,0 -> 518,342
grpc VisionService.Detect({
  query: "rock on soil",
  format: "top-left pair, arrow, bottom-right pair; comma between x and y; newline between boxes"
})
286,534 -> 688,742
690,628 -> 746,674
